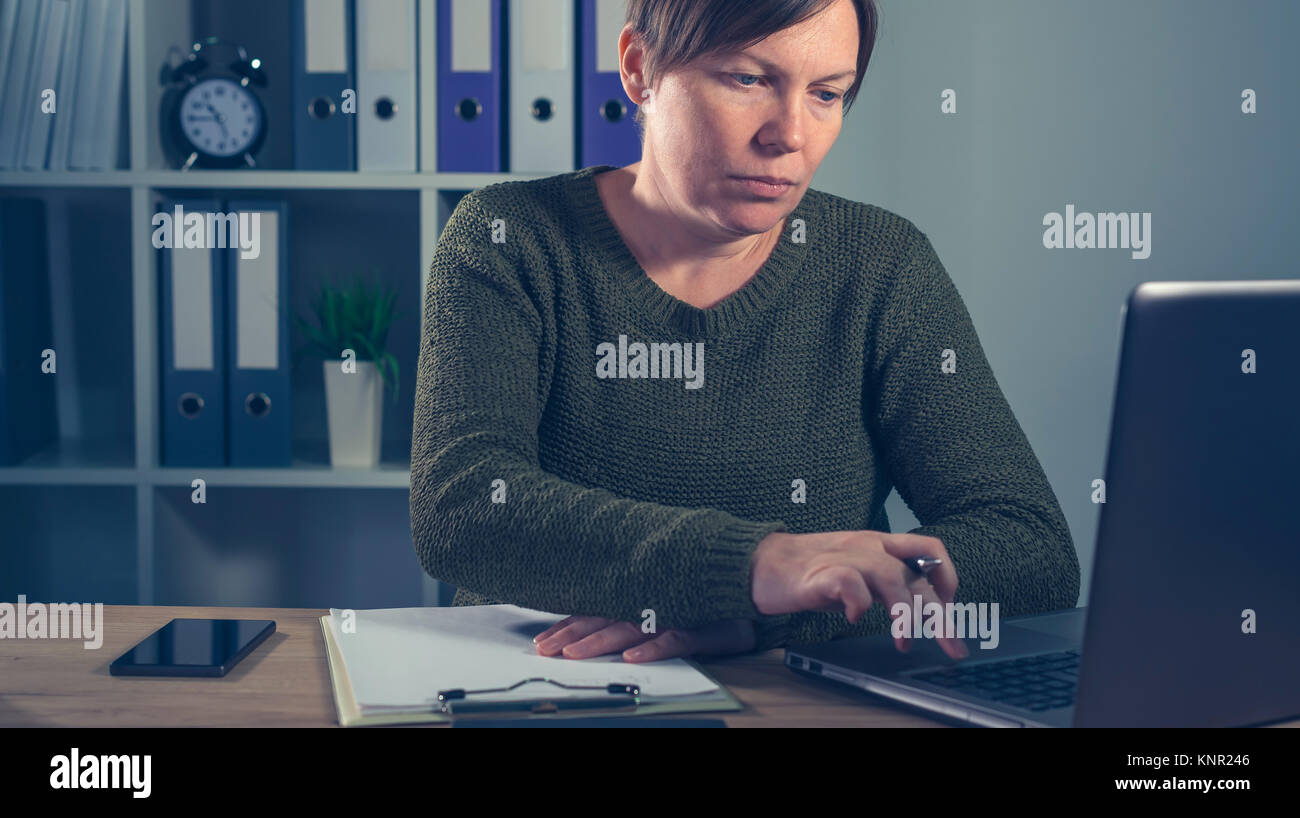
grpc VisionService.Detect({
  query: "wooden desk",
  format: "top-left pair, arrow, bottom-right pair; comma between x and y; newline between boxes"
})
4,606 -> 1294,727
0,605 -> 952,727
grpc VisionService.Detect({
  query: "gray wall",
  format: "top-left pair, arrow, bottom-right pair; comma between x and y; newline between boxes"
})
814,0 -> 1299,602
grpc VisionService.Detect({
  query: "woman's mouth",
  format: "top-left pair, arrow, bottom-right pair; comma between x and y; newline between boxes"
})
731,176 -> 795,197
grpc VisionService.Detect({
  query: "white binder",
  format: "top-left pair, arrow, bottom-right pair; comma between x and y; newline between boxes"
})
67,0 -> 108,170
0,1 -> 22,99
21,0 -> 70,170
508,0 -> 574,172
88,0 -> 127,170
356,0 -> 417,171
46,0 -> 87,171
0,0 -> 45,168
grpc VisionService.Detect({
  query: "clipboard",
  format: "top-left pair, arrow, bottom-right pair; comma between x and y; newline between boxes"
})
319,615 -> 744,727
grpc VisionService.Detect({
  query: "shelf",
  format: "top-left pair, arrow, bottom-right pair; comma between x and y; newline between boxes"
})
0,438 -> 136,484
0,170 -> 553,190
0,0 -> 490,608
0,172 -> 135,188
0,465 -> 411,489
147,460 -> 411,489
0,468 -> 140,486
1,430 -> 413,488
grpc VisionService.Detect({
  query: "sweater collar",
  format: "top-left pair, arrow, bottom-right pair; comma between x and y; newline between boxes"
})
569,164 -> 812,339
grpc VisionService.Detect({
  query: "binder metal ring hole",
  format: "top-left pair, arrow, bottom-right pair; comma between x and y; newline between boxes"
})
178,392 -> 204,419
308,96 -> 336,120
601,99 -> 626,123
245,392 -> 271,418
436,678 -> 641,716
375,97 -> 397,120
531,98 -> 553,121
455,97 -> 482,122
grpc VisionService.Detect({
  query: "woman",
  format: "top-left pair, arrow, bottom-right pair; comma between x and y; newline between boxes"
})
411,0 -> 1079,665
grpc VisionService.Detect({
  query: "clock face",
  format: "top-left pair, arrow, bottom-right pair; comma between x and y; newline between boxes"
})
177,77 -> 262,158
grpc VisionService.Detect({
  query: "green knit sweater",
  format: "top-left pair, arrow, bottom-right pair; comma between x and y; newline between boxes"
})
410,164 -> 1080,652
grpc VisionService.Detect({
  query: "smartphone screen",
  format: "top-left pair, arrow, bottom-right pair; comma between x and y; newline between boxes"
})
109,618 -> 275,677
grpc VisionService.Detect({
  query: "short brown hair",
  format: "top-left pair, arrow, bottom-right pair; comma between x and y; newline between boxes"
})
625,0 -> 879,139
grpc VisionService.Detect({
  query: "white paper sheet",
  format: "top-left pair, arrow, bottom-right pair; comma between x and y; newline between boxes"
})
326,605 -> 721,710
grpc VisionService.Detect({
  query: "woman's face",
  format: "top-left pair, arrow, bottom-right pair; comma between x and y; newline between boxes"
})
637,0 -> 860,238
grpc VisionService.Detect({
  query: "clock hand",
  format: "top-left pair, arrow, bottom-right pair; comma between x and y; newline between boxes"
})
206,104 -> 230,138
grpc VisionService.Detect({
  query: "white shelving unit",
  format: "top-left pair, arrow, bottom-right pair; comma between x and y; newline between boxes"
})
0,0 -> 557,608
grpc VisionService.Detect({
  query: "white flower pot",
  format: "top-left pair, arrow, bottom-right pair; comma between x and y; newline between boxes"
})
323,359 -> 383,467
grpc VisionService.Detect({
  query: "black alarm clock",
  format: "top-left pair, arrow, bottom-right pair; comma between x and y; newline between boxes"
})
158,37 -> 268,170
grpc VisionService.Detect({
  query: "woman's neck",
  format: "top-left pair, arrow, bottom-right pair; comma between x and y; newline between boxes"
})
595,163 -> 785,308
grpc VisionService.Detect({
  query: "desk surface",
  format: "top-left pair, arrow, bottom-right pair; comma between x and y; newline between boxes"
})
0,605 -> 957,727
4,606 -> 1296,728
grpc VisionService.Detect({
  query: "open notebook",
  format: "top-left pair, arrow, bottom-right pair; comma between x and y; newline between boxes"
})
320,604 -> 743,726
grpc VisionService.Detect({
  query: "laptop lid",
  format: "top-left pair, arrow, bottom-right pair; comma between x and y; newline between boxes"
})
1074,280 -> 1300,727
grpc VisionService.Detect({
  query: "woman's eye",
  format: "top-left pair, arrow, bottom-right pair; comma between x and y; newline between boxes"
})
729,73 -> 841,105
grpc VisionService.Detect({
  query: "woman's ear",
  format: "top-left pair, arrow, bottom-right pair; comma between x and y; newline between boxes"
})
618,23 -> 653,112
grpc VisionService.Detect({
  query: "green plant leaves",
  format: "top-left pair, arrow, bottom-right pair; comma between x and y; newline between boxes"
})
294,273 -> 403,400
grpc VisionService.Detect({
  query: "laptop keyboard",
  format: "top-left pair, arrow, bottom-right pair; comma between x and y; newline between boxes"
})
910,650 -> 1080,712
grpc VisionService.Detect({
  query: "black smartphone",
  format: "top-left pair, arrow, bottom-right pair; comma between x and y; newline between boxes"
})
109,618 -> 275,677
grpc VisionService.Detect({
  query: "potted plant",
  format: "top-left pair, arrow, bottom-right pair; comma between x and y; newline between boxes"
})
293,274 -> 400,467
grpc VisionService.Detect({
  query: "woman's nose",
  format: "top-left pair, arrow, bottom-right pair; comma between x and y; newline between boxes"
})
761,94 -> 807,153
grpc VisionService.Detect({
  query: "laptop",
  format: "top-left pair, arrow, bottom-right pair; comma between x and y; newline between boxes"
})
785,280 -> 1300,727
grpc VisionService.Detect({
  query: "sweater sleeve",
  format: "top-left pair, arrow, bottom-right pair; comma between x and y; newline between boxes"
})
409,191 -> 788,632
776,225 -> 1081,648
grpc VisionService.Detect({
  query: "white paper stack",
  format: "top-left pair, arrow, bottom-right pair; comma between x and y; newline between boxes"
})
320,604 -> 733,725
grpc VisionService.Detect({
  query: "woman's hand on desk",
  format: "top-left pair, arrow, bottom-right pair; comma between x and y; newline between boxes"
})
533,616 -> 755,663
751,529 -> 969,660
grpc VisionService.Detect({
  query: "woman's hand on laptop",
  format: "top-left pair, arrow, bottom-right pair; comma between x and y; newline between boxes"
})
533,616 -> 755,663
751,530 -> 969,660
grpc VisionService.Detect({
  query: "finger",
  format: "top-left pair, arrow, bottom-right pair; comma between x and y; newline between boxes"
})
894,592 -> 912,652
535,617 -> 612,656
533,616 -> 579,645
913,579 -> 971,660
862,554 -> 923,653
879,533 -> 958,604
889,571 -> 970,660
896,569 -> 940,653
561,621 -> 648,660
810,566 -> 873,623
624,627 -> 698,663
